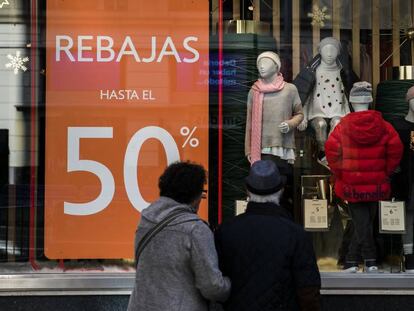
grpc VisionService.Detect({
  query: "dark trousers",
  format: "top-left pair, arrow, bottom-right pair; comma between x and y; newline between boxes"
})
346,202 -> 378,264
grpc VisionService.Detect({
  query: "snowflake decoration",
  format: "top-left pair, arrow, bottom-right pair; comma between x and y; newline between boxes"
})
307,5 -> 331,27
0,1 -> 10,9
5,51 -> 29,74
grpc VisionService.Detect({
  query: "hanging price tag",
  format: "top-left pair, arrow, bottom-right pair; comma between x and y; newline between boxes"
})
379,200 -> 406,233
304,199 -> 328,231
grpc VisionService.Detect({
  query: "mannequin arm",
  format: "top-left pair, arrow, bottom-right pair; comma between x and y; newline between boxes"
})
297,97 -> 310,131
325,125 -> 343,176
385,122 -> 403,175
245,91 -> 253,157
285,89 -> 304,130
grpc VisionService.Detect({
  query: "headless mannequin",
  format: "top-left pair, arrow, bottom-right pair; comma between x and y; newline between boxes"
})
395,98 -> 414,271
297,42 -> 350,166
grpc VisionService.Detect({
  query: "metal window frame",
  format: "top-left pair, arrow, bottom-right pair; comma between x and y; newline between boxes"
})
322,273 -> 414,295
1,272 -> 414,296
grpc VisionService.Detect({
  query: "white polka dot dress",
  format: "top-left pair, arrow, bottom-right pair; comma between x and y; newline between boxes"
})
308,65 -> 349,120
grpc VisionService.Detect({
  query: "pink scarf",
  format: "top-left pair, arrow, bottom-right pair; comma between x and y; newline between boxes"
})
250,73 -> 286,164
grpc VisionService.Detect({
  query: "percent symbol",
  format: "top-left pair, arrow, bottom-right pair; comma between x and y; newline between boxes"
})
180,126 -> 199,148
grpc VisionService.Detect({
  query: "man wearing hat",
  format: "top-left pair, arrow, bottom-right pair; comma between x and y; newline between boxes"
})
215,160 -> 321,311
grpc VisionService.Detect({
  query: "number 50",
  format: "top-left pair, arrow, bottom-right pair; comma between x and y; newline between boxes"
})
64,126 -> 180,216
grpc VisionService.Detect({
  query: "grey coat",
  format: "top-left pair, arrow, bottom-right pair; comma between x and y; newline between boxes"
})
127,197 -> 231,311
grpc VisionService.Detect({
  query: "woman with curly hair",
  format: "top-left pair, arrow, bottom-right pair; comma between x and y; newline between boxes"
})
127,161 -> 230,311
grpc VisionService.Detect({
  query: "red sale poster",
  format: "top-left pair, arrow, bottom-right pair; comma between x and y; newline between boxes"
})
45,0 -> 209,259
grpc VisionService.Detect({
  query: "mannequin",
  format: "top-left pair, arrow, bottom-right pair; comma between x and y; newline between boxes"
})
325,82 -> 403,273
392,86 -> 414,272
293,37 -> 358,168
245,51 -> 303,202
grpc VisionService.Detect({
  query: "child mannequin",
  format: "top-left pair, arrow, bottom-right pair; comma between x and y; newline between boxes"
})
326,82 -> 403,273
245,51 -> 303,207
294,37 -> 358,168
245,52 -> 303,199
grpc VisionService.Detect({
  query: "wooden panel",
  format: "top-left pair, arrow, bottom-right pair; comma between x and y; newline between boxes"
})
212,0 -> 218,34
233,0 -> 240,20
392,0 -> 400,66
312,0 -> 320,56
292,0 -> 300,77
273,0 -> 280,47
352,0 -> 360,77
372,0 -> 380,97
332,0 -> 340,40
412,0 -> 414,65
253,0 -> 260,21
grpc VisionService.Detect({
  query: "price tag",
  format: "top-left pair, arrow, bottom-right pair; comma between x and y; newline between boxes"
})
235,200 -> 248,215
379,200 -> 406,233
304,199 -> 328,231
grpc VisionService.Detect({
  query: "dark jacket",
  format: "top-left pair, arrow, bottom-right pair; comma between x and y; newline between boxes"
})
325,110 -> 403,203
127,197 -> 231,311
390,117 -> 414,204
293,54 -> 359,107
215,202 -> 321,311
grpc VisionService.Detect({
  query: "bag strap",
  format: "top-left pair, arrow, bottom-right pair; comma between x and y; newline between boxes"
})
135,209 -> 197,266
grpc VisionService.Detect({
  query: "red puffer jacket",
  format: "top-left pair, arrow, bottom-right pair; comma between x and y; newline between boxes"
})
325,110 -> 403,202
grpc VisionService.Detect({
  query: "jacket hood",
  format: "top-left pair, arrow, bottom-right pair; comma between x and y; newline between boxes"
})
341,110 -> 385,145
140,196 -> 195,224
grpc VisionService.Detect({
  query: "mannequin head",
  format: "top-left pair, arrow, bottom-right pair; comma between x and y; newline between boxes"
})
320,45 -> 339,66
406,86 -> 414,122
256,51 -> 281,81
318,37 -> 341,66
349,81 -> 373,112
351,102 -> 370,112
409,98 -> 414,113
257,57 -> 279,79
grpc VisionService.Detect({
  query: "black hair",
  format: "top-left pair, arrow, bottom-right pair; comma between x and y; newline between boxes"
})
158,161 -> 206,204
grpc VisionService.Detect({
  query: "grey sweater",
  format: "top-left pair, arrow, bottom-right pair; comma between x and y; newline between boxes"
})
127,197 -> 231,311
245,82 -> 303,156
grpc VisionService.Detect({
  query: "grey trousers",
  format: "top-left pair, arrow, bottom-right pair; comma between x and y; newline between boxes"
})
310,117 -> 341,151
